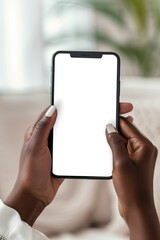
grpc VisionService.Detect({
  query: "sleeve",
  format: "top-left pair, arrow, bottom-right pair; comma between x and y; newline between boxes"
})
0,200 -> 49,240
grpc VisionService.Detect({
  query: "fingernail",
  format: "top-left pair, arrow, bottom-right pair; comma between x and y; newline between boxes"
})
45,105 -> 56,117
106,124 -> 118,134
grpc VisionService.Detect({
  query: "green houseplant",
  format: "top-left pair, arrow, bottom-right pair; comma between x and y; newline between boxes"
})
46,0 -> 160,77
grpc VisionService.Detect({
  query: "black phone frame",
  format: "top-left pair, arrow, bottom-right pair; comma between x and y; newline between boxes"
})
49,50 -> 120,179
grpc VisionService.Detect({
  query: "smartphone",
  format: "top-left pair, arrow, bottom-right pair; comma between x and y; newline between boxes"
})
49,51 -> 120,179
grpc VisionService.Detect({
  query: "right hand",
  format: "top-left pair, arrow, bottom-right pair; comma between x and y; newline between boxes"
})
106,118 -> 158,221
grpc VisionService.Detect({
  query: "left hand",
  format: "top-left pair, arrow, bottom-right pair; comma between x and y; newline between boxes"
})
18,106 -> 63,206
5,105 -> 63,226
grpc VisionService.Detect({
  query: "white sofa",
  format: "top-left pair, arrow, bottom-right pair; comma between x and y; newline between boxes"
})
0,78 -> 160,240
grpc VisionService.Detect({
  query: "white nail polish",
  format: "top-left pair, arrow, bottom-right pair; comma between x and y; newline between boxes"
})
106,124 -> 117,134
45,105 -> 56,117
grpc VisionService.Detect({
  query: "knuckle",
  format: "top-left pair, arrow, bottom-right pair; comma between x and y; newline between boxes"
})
109,133 -> 122,145
142,140 -> 153,152
152,145 -> 158,160
142,140 -> 158,160
36,117 -> 47,130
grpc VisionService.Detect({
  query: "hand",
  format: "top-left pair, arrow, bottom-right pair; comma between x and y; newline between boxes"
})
120,102 -> 133,117
5,106 -> 63,226
18,106 -> 63,206
119,102 -> 133,122
4,102 -> 132,226
106,118 -> 160,240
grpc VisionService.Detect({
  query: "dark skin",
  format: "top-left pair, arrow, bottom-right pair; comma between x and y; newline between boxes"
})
4,108 -> 63,226
4,103 -> 133,226
106,118 -> 160,240
5,102 -> 160,239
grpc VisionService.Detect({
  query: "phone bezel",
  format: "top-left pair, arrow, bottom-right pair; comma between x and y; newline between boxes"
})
49,50 -> 120,179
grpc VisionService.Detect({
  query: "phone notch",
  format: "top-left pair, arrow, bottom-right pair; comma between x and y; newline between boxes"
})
70,51 -> 102,59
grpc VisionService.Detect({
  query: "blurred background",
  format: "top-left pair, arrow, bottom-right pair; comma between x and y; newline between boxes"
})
0,1 -> 160,240
1,0 -> 160,91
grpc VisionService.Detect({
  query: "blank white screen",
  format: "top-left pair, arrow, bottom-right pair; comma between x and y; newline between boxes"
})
52,52 -> 119,178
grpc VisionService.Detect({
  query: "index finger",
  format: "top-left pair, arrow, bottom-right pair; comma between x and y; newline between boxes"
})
120,117 -> 146,142
120,102 -> 133,114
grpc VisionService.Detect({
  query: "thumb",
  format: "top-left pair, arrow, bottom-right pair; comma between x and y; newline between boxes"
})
105,124 -> 130,168
31,105 -> 57,147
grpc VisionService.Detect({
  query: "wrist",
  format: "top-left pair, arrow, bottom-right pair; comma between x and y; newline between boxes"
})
4,185 -> 45,226
125,201 -> 156,225
124,203 -> 160,240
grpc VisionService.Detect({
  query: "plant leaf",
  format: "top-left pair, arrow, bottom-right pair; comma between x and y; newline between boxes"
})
121,0 -> 148,30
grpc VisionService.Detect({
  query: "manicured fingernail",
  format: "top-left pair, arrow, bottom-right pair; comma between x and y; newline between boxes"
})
45,105 -> 56,117
106,124 -> 118,134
